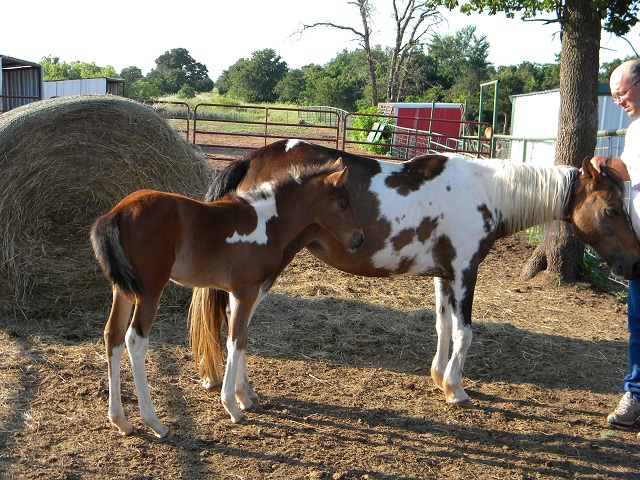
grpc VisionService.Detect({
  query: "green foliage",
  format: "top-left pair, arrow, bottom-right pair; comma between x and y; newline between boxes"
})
177,84 -> 197,99
125,80 -> 162,100
616,290 -> 629,302
581,252 -> 610,291
275,69 -> 307,104
454,0 -> 639,36
349,106 -> 392,155
147,48 -> 213,96
221,49 -> 288,103
40,56 -> 117,81
425,26 -> 493,122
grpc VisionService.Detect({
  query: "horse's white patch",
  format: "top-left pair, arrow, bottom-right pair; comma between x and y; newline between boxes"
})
369,158 -> 490,276
108,344 -> 125,419
285,139 -> 304,151
227,182 -> 278,245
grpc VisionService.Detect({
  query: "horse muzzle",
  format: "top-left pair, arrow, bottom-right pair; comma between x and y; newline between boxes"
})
347,231 -> 364,251
611,258 -> 640,281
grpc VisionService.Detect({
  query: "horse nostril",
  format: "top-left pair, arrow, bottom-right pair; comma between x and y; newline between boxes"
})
349,231 -> 364,250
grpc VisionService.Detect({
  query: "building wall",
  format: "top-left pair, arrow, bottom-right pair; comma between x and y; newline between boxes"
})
1,56 -> 43,111
43,78 -> 109,99
509,90 -> 633,165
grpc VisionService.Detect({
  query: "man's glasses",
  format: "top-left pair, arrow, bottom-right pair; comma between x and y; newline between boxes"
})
613,79 -> 640,105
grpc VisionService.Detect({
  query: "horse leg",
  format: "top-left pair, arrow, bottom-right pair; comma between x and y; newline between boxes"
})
126,296 -> 171,437
430,277 -> 452,391
441,278 -> 475,408
104,288 -> 134,435
221,289 -> 260,423
237,289 -> 268,410
238,353 -> 260,409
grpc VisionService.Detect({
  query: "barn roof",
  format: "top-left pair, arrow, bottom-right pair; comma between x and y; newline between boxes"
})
0,55 -> 41,70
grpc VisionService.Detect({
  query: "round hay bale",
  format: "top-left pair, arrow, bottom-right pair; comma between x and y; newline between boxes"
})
0,95 -> 208,316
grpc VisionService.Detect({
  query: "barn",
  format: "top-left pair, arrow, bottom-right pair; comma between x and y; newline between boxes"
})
377,102 -> 465,153
0,54 -> 43,112
509,84 -> 631,166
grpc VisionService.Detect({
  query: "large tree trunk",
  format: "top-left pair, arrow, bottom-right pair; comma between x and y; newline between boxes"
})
521,0 -> 601,282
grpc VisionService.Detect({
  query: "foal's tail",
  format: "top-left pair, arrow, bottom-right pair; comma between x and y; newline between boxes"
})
90,213 -> 142,297
188,287 -> 229,387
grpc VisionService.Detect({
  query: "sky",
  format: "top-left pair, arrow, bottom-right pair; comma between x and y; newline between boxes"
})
2,0 -> 640,80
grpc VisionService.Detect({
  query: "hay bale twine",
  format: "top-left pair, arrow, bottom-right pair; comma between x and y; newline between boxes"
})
0,95 -> 208,316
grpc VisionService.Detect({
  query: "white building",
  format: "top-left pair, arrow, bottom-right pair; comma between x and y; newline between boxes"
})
509,85 -> 632,166
43,77 -> 124,99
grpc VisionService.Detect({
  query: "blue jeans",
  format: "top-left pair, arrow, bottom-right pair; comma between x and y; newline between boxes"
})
624,278 -> 640,401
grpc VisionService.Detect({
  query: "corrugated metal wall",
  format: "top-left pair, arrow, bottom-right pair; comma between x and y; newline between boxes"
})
1,56 -> 43,111
42,78 -> 123,99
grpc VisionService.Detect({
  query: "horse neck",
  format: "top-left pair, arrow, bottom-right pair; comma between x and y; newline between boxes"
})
489,161 -> 576,235
267,183 -> 324,243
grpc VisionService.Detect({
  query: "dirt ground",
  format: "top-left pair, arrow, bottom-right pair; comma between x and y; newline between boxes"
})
1,233 -> 639,479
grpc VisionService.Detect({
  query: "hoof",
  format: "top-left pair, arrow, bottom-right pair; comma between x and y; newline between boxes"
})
231,413 -> 247,424
119,425 -> 136,436
202,378 -> 222,392
451,399 -> 475,409
242,398 -> 261,412
111,417 -> 135,436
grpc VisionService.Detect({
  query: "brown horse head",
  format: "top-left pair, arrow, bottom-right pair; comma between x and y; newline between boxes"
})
315,158 -> 364,252
570,157 -> 640,279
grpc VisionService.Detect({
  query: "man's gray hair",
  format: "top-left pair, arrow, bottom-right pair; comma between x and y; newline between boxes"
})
630,60 -> 640,84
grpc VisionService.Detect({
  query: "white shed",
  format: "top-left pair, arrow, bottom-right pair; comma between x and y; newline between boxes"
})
509,85 -> 632,166
43,77 -> 124,99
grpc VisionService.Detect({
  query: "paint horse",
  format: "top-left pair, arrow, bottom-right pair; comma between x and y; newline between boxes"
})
190,139 -> 640,419
91,160 -> 364,436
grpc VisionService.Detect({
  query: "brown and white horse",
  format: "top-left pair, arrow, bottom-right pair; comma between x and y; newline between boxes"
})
191,139 -> 640,418
91,160 -> 363,436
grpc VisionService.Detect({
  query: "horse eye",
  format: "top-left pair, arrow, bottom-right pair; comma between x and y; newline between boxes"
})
338,199 -> 348,210
605,207 -> 618,218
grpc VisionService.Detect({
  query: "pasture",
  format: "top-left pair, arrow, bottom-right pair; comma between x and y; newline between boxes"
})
0,234 -> 638,479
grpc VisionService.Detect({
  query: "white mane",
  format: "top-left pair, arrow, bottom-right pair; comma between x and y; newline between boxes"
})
488,160 -> 576,235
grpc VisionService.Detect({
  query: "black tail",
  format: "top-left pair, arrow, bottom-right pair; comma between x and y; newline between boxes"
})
90,213 -> 143,297
205,157 -> 250,202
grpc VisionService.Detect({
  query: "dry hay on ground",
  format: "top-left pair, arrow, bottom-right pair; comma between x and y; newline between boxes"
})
0,95 -> 208,316
0,236 -> 638,479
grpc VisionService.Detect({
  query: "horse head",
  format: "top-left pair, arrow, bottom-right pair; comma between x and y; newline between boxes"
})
569,157 -> 640,279
318,159 -> 364,252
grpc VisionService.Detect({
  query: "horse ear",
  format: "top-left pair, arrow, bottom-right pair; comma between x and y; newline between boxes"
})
334,166 -> 348,186
581,156 -> 597,178
327,166 -> 349,187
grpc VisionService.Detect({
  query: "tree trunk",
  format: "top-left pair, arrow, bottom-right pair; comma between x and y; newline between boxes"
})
521,0 -> 601,282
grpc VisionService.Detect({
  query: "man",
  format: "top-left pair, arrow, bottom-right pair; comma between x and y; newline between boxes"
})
591,59 -> 640,433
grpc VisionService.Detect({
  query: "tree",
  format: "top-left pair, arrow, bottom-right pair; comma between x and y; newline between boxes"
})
224,49 -> 288,103
119,66 -> 161,100
299,0 -> 379,105
299,0 -> 442,105
386,0 -> 443,102
426,26 -> 494,123
146,48 -> 213,95
40,56 -> 117,81
445,0 -> 639,282
275,68 -> 308,104
493,62 -> 560,132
